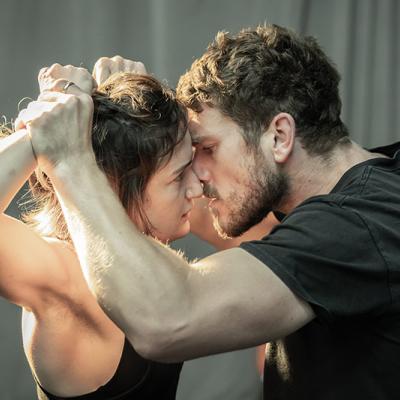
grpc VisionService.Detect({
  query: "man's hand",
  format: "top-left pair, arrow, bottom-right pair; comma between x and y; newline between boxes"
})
15,86 -> 94,173
39,63 -> 97,95
93,55 -> 147,86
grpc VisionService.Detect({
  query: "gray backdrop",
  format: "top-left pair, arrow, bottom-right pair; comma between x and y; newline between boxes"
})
1,0 -> 399,399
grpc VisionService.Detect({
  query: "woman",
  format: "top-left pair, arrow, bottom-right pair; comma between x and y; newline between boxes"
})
0,72 -> 202,399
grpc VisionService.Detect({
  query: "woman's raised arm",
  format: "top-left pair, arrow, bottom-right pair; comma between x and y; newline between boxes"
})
0,128 -> 36,212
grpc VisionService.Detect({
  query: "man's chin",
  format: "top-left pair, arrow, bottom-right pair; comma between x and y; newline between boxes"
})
212,212 -> 248,240
209,202 -> 250,239
211,212 -> 231,240
214,209 -> 267,239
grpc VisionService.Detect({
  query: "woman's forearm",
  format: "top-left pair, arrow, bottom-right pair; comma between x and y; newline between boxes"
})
0,129 -> 37,212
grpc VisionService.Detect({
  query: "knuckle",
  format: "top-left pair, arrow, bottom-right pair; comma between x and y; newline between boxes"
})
68,96 -> 82,110
48,78 -> 65,92
28,117 -> 41,128
96,57 -> 109,66
66,95 -> 79,106
135,62 -> 146,72
38,67 -> 49,77
26,101 -> 38,110
78,66 -> 89,74
17,109 -> 27,120
81,94 -> 94,108
49,63 -> 61,72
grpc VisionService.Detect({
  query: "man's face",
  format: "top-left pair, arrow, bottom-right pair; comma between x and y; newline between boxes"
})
190,105 -> 288,238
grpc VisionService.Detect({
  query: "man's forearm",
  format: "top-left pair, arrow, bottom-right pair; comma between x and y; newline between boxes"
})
50,157 -> 193,356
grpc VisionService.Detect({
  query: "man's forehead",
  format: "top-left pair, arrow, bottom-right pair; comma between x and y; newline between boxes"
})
188,118 -> 205,143
188,108 -> 221,143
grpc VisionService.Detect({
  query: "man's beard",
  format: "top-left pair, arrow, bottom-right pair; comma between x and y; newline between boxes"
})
205,154 -> 289,238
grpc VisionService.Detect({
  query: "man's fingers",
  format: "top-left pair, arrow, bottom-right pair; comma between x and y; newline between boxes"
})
38,89 -> 93,116
18,103 -> 53,130
110,55 -> 125,75
17,107 -> 43,127
76,67 -> 97,91
18,97 -> 68,131
38,67 -> 49,81
17,101 -> 57,123
93,56 -> 147,86
125,60 -> 147,74
38,78 -> 88,99
38,63 -> 95,95
94,66 -> 108,85
93,57 -> 113,84
38,88 -> 68,102
14,117 -> 25,131
93,63 -> 111,85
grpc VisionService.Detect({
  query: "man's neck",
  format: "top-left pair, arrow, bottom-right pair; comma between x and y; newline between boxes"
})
279,141 -> 383,214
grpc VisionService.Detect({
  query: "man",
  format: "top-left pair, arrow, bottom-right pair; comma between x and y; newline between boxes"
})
19,25 -> 400,399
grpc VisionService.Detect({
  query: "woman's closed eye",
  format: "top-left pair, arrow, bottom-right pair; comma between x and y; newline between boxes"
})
174,171 -> 186,183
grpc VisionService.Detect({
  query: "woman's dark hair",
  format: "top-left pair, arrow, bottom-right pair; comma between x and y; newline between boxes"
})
23,73 -> 187,241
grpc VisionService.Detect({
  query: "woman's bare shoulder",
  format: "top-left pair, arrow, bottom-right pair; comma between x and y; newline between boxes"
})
22,237 -> 125,396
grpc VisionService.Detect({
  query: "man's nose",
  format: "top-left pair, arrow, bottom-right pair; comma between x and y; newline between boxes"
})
192,152 -> 210,183
186,169 -> 204,199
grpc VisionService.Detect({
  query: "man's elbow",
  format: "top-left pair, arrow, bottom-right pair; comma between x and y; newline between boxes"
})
129,320 -> 189,363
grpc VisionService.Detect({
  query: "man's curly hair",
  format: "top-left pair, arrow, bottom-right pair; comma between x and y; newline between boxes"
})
177,24 -> 349,155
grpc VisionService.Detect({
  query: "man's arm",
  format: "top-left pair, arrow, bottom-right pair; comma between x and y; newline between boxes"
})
49,159 -> 314,361
19,85 -> 314,362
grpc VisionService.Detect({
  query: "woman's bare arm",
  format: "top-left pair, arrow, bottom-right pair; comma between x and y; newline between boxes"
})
0,129 -> 36,211
0,129 -> 69,309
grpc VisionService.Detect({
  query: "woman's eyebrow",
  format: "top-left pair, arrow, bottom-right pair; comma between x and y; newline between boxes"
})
172,159 -> 192,176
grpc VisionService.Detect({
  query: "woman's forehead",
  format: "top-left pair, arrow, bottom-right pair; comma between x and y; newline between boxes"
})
156,131 -> 193,177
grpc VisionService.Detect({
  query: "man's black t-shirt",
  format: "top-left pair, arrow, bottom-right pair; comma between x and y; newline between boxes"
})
241,142 -> 400,400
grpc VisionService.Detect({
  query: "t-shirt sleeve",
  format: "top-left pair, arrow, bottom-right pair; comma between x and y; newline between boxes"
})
240,200 -> 390,322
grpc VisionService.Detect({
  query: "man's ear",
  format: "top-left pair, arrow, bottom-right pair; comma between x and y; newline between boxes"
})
269,112 -> 295,164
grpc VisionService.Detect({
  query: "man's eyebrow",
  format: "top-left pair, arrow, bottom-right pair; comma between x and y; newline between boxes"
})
172,159 -> 192,176
191,134 -> 214,145
190,134 -> 201,145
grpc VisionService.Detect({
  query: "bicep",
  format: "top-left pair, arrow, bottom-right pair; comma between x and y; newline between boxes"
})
178,248 -> 314,359
0,213 -> 67,310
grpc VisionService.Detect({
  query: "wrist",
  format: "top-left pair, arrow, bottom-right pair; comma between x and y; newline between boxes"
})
49,151 -> 98,181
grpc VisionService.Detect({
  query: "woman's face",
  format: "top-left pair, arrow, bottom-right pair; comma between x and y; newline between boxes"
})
140,131 -> 203,243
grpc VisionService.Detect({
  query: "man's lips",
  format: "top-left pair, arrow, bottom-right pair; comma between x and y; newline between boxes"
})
182,209 -> 192,218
